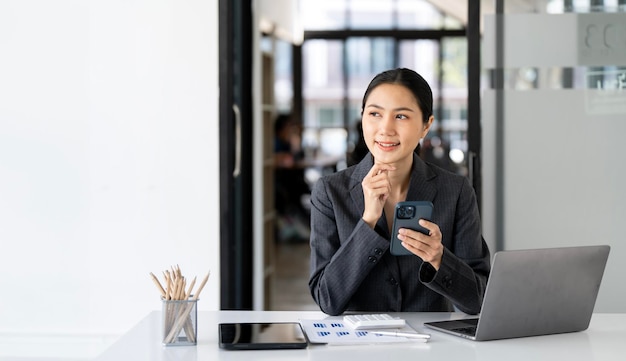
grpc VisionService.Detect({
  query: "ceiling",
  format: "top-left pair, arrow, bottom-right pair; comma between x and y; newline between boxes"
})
427,0 -> 544,27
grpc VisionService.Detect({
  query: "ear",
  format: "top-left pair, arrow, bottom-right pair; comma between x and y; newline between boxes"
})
422,115 -> 434,137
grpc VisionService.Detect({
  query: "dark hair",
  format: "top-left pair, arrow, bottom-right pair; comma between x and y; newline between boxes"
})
274,113 -> 292,135
361,68 -> 433,123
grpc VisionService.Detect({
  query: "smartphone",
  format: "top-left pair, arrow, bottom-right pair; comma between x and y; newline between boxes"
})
219,322 -> 308,350
389,201 -> 434,256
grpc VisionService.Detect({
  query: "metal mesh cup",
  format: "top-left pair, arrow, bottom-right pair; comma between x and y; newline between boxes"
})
161,297 -> 198,346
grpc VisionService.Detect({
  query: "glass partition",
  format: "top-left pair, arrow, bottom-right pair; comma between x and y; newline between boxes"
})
481,0 -> 626,312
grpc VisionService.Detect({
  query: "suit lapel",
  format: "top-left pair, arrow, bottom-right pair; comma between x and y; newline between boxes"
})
348,153 -> 371,221
407,153 -> 437,203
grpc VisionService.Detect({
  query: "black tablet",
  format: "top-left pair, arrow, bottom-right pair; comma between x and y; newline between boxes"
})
218,322 -> 308,350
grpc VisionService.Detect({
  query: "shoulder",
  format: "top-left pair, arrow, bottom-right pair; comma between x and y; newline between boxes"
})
414,156 -> 474,204
412,154 -> 467,188
312,164 -> 360,196
313,154 -> 372,195
423,161 -> 476,208
426,161 -> 467,185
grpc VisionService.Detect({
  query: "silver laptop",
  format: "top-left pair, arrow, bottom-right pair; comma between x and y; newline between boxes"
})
424,245 -> 610,341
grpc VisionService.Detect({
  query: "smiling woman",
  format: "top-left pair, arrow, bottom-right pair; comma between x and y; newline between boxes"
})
361,82 -> 432,167
307,68 -> 491,316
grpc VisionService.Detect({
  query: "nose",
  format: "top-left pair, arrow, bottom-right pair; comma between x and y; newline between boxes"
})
378,114 -> 395,135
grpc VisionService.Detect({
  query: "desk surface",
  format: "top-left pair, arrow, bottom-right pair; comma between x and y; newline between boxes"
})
95,311 -> 625,361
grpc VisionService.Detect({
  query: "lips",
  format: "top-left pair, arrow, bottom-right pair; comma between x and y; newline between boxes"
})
376,141 -> 400,149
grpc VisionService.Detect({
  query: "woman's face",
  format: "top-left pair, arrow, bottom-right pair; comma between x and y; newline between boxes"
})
361,83 -> 433,166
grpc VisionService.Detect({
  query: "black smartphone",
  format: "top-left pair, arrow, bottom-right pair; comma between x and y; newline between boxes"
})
389,201 -> 434,256
218,322 -> 308,350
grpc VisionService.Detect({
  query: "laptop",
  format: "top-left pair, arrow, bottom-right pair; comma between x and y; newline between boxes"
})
424,245 -> 610,341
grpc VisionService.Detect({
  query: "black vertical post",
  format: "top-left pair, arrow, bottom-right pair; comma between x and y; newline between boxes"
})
219,0 -> 253,310
292,44 -> 303,125
436,38 -> 444,140
342,39 -> 350,132
494,0 -> 505,252
467,0 -> 481,210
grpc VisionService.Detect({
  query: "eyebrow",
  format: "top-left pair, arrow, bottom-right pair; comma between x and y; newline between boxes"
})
365,104 -> 416,113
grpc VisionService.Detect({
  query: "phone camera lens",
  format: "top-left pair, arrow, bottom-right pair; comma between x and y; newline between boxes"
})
406,206 -> 414,218
397,205 -> 415,219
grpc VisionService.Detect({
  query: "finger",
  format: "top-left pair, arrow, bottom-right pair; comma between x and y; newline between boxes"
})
398,227 -> 428,241
372,162 -> 397,171
397,230 -> 423,252
418,219 -> 439,237
366,163 -> 396,178
365,173 -> 392,191
400,237 -> 438,260
400,238 -> 429,260
365,165 -> 380,178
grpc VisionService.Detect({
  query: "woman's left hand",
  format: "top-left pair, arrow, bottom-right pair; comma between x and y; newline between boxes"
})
397,219 -> 444,270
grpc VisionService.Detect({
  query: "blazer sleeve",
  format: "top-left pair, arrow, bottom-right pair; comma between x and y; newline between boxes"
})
308,176 -> 390,316
418,177 -> 491,314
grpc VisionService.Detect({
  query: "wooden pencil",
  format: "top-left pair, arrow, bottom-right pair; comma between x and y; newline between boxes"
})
191,271 -> 210,301
149,272 -> 166,298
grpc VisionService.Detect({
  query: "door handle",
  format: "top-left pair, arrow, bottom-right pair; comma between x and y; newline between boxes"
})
232,104 -> 241,178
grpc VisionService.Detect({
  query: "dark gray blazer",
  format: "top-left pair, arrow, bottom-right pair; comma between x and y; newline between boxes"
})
309,152 -> 490,316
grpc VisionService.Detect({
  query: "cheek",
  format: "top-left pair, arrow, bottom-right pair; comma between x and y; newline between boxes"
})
362,126 -> 377,143
402,125 -> 424,145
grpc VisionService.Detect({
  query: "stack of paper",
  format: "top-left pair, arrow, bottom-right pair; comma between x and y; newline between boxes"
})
299,318 -> 429,345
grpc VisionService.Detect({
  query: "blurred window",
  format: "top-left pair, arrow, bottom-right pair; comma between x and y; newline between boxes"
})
299,0 -> 469,174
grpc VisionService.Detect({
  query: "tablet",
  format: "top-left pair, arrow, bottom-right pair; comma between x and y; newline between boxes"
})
218,322 -> 308,350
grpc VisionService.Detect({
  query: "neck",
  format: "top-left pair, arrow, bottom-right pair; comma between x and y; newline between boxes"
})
387,156 -> 413,198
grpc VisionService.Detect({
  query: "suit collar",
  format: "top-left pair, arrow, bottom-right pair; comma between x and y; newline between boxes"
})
407,152 -> 438,203
349,153 -> 373,221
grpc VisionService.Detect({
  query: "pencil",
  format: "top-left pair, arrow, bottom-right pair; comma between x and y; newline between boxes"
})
192,271 -> 210,300
149,272 -> 166,298
185,276 -> 197,299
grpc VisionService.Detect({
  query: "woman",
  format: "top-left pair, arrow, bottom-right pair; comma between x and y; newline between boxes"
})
308,68 -> 490,316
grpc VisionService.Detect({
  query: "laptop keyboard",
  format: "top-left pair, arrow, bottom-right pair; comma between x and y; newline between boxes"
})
450,319 -> 479,336
451,326 -> 477,335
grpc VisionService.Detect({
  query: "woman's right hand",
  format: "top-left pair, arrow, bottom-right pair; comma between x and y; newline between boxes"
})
361,163 -> 396,228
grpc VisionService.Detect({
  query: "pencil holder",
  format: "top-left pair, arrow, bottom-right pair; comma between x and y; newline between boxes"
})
162,297 -> 198,346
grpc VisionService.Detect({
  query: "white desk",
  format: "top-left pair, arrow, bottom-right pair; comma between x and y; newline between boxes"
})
95,311 -> 626,361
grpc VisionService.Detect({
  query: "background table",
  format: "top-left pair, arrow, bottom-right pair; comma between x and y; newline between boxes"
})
95,310 -> 626,361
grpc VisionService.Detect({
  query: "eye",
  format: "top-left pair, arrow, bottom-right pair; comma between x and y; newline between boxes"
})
368,111 -> 381,117
395,114 -> 408,120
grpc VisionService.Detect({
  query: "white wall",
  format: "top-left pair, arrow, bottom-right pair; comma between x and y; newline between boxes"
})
0,0 -> 219,358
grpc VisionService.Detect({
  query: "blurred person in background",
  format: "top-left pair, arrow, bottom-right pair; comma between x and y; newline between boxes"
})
274,113 -> 311,242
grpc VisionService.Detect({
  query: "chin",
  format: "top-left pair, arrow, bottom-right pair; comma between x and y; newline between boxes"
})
372,153 -> 398,164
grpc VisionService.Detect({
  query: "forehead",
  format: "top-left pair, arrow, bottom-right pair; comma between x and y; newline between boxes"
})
365,83 -> 419,108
